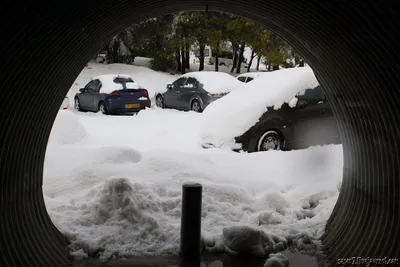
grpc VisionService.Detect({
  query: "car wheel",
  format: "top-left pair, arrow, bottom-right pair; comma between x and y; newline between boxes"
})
156,95 -> 164,108
99,102 -> 108,115
74,97 -> 82,111
191,100 -> 202,113
256,130 -> 283,152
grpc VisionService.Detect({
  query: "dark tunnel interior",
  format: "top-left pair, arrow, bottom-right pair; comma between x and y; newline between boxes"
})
0,0 -> 400,266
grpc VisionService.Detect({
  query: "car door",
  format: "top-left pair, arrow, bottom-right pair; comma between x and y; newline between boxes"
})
85,79 -> 101,111
290,86 -> 336,148
79,80 -> 97,109
91,79 -> 103,110
179,77 -> 198,110
163,77 -> 187,109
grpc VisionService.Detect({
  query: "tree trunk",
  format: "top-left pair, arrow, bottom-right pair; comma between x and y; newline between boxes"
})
230,43 -> 239,73
299,60 -> 305,67
273,64 -> 280,70
268,64 -> 271,71
247,50 -> 255,72
256,56 -> 261,70
215,55 -> 219,72
199,43 -> 205,71
175,50 -> 182,73
236,42 -> 245,74
181,48 -> 186,74
185,43 -> 190,69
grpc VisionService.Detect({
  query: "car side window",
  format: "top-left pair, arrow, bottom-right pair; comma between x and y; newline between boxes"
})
85,80 -> 97,91
94,80 -> 102,92
172,77 -> 187,88
183,77 -> 198,89
237,76 -> 246,82
296,86 -> 325,102
246,77 -> 254,83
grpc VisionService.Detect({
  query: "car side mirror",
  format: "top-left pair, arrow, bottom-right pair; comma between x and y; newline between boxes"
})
296,99 -> 308,108
166,84 -> 172,90
79,88 -> 85,93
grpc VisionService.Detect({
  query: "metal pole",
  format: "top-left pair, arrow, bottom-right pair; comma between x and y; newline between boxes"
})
179,182 -> 203,261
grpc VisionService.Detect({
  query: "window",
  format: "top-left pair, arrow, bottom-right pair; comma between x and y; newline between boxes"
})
183,77 -> 198,89
237,76 -> 246,82
172,77 -> 187,88
246,77 -> 254,83
296,86 -> 325,102
85,80 -> 98,91
94,80 -> 102,92
113,77 -> 134,84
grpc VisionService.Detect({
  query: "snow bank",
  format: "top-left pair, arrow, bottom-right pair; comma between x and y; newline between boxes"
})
263,252 -> 289,267
48,111 -> 87,145
181,71 -> 243,94
45,135 -> 342,260
200,67 -> 319,147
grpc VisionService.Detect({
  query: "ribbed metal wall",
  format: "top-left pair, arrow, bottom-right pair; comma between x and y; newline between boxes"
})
0,1 -> 399,266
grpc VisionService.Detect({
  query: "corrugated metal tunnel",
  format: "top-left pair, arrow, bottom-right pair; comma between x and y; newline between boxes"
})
0,0 -> 399,266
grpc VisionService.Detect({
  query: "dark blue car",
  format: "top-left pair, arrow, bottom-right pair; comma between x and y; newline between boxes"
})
74,74 -> 151,115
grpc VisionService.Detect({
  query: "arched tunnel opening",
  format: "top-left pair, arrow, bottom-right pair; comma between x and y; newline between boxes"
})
1,1 -> 400,266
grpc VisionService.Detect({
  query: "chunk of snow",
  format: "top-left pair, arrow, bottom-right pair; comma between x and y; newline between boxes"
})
200,67 -> 319,146
48,111 -> 87,144
263,252 -> 289,267
180,71 -> 243,93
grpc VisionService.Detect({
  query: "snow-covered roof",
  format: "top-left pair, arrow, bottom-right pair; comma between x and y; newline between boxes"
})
236,72 -> 268,79
201,67 -> 320,146
181,71 -> 243,93
92,74 -> 142,94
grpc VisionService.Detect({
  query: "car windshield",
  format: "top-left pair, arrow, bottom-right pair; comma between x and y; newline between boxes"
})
113,77 -> 134,84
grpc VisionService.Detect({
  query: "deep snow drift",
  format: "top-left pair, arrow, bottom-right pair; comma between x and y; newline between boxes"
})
45,110 -> 342,262
45,62 -> 343,263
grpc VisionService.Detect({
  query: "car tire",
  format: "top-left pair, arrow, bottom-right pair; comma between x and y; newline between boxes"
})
191,100 -> 202,113
74,97 -> 82,111
156,95 -> 164,108
98,101 -> 108,115
246,129 -> 284,153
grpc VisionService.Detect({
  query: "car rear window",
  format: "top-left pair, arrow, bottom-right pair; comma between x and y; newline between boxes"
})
113,77 -> 134,84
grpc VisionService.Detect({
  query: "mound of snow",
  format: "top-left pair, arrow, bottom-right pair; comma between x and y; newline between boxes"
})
181,71 -> 243,94
48,111 -> 87,144
263,252 -> 289,267
200,67 -> 319,147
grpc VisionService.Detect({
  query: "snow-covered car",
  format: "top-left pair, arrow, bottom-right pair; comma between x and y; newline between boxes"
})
74,74 -> 151,115
236,72 -> 266,83
201,67 -> 341,152
154,71 -> 243,112
60,96 -> 69,110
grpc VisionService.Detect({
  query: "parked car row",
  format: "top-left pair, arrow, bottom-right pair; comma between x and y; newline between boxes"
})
71,68 -> 341,153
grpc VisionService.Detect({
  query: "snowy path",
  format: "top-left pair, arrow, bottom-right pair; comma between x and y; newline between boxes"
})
44,109 -> 342,261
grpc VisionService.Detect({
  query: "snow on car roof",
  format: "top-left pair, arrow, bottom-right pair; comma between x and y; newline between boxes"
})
92,74 -> 141,93
236,72 -> 267,79
200,67 -> 320,146
181,71 -> 243,93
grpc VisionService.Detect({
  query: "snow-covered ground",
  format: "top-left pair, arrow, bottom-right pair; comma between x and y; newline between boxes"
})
46,61 -> 343,263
